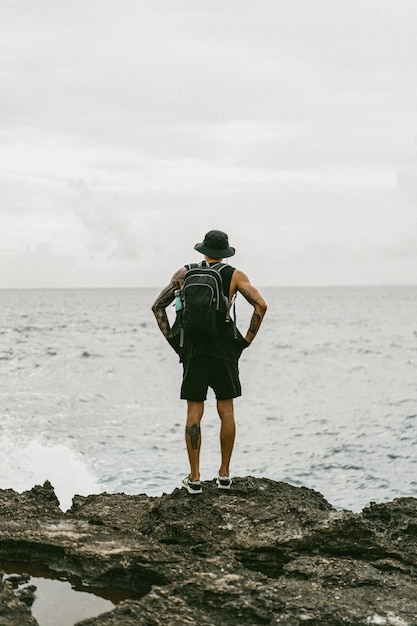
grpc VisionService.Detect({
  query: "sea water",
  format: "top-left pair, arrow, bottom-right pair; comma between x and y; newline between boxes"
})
0,286 -> 416,513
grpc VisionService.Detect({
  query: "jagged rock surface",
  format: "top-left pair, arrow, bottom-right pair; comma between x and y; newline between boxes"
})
1,478 -> 417,625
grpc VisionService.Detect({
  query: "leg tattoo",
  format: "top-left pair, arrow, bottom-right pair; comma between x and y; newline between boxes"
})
186,424 -> 201,450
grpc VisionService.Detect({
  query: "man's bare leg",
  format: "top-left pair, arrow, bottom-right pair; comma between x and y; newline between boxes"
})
217,398 -> 235,477
185,400 -> 204,481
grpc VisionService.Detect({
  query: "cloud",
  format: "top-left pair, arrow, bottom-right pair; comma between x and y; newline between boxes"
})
0,243 -> 76,288
68,179 -> 146,259
397,166 -> 417,205
0,1 -> 416,286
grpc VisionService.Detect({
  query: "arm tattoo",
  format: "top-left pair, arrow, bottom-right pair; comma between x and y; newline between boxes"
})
151,269 -> 186,339
240,286 -> 262,307
186,424 -> 201,449
249,312 -> 262,337
239,284 -> 267,341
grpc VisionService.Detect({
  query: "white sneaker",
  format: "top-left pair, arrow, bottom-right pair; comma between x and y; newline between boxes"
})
181,476 -> 203,494
216,475 -> 232,490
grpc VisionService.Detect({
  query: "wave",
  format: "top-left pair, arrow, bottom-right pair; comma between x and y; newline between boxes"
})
0,437 -> 101,511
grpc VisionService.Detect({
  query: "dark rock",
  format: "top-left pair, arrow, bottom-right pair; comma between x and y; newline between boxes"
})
0,575 -> 38,625
0,481 -> 61,523
1,478 -> 417,625
2,574 -> 31,589
13,584 -> 37,607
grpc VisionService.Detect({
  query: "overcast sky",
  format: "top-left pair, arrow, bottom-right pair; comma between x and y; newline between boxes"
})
1,0 -> 416,287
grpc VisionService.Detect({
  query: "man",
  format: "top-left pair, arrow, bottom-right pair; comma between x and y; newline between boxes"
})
151,230 -> 267,494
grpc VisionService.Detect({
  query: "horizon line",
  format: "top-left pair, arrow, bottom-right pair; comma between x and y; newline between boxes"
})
0,283 -> 416,290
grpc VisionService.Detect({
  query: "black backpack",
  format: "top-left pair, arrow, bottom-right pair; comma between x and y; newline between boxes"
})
178,262 -> 232,346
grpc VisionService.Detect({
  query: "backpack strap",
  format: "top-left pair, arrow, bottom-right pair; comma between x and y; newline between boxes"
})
184,262 -> 200,271
212,263 -> 238,338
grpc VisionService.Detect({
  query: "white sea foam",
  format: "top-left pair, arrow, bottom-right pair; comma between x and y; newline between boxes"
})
0,437 -> 101,511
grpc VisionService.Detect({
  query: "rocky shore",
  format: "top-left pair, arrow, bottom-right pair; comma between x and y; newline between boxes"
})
1,478 -> 417,625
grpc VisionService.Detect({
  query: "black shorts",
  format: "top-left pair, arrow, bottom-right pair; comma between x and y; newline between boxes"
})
181,356 -> 242,401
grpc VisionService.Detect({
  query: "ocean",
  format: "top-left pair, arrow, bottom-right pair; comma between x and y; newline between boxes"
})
1,286 -> 416,513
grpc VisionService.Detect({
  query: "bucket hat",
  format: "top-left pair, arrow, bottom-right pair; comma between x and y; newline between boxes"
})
194,230 -> 235,258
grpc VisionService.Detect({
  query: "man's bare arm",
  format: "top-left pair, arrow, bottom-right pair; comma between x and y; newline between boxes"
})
231,270 -> 267,344
151,267 -> 186,339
